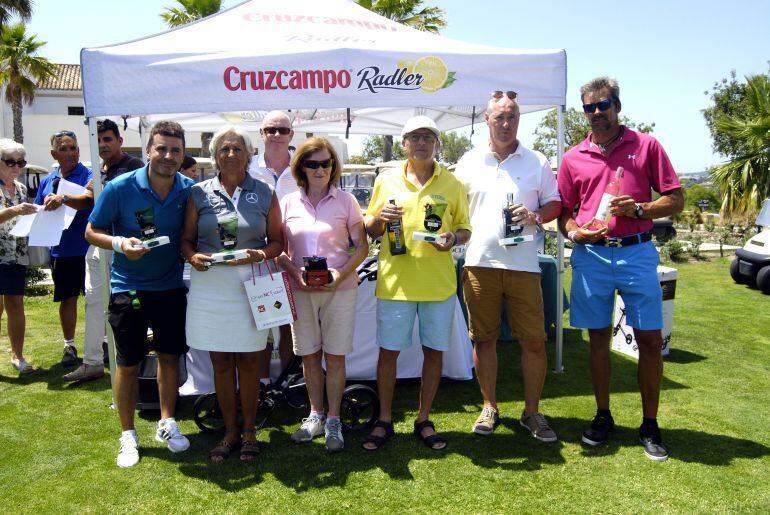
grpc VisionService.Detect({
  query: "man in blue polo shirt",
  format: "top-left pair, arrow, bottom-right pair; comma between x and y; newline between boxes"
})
86,120 -> 193,468
35,131 -> 93,367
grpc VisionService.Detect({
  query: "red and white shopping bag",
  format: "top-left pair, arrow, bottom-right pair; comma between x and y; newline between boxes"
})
244,260 -> 297,330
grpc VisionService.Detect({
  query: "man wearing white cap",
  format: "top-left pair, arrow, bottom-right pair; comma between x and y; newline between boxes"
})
362,115 -> 471,452
454,91 -> 562,441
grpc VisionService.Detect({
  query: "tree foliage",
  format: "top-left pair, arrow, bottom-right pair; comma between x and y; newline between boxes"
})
0,0 -> 31,33
355,0 -> 446,33
683,183 -> 721,213
533,107 -> 655,162
709,74 -> 770,218
0,23 -> 56,143
356,131 -> 471,165
160,0 -> 222,27
702,69 -> 759,157
436,131 -> 472,164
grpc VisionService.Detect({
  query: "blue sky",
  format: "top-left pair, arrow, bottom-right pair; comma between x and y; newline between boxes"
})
27,0 -> 770,172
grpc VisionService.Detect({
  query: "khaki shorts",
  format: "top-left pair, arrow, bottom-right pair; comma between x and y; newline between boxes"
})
462,266 -> 546,343
291,288 -> 357,356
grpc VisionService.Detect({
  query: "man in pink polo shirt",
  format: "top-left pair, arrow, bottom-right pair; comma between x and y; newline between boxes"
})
558,76 -> 683,462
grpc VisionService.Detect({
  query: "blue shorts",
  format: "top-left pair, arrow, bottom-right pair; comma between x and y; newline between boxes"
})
376,296 -> 456,351
569,240 -> 662,330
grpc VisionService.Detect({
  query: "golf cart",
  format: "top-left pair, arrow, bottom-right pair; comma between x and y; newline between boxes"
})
730,198 -> 770,294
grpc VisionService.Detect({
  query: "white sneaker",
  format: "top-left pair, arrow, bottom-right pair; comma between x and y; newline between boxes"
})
155,418 -> 190,453
117,430 -> 139,468
291,413 -> 326,443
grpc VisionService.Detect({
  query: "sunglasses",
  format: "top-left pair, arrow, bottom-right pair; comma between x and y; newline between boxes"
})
54,130 -> 76,138
303,159 -> 334,169
582,99 -> 614,114
405,133 -> 436,143
491,90 -> 517,100
2,159 -> 27,168
262,127 -> 292,135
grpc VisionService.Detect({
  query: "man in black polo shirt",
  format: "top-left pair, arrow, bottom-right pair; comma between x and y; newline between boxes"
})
63,120 -> 144,382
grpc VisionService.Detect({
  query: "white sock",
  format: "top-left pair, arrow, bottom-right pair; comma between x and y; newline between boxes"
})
122,429 -> 137,440
64,339 -> 75,348
310,410 -> 325,419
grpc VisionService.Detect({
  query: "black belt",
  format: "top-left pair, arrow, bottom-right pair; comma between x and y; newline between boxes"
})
591,232 -> 652,248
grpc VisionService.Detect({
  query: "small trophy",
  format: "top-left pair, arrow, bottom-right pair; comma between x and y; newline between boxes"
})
211,217 -> 248,263
499,193 -> 533,246
303,255 -> 332,287
413,202 -> 447,245
134,207 -> 169,249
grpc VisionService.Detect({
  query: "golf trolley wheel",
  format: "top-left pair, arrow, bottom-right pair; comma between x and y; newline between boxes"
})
193,392 -> 225,434
340,384 -> 379,432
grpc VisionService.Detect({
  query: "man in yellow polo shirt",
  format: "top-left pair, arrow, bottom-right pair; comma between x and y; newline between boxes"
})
362,115 -> 471,452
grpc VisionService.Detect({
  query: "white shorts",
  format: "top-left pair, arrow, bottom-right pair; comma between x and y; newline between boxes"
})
291,287 -> 358,356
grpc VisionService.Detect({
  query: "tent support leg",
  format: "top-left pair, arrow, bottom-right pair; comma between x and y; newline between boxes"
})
554,105 -> 566,374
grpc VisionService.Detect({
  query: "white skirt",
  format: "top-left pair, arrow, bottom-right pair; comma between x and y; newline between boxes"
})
186,263 -> 269,352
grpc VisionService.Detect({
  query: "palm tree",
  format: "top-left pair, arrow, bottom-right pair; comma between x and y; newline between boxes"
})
356,0 -> 446,33
710,74 -> 770,219
160,0 -> 222,27
0,0 -> 32,33
0,23 -> 55,143
357,0 -> 447,160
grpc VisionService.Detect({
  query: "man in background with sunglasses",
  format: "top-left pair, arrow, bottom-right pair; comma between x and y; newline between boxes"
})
558,76 -> 683,461
455,90 -> 562,442
34,130 -> 93,368
247,110 -> 298,380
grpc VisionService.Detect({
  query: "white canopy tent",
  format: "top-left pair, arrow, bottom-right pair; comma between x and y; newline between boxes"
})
80,0 -> 568,396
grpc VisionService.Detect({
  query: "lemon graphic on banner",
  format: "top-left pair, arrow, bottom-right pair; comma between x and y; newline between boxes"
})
414,56 -> 448,93
397,59 -> 416,75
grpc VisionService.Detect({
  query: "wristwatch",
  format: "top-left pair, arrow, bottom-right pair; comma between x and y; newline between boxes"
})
61,194 -> 70,204
634,203 -> 644,219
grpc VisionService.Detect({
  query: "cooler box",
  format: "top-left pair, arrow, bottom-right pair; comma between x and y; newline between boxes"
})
611,265 -> 677,359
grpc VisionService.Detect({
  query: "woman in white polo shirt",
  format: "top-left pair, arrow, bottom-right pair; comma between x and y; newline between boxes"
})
278,137 -> 368,453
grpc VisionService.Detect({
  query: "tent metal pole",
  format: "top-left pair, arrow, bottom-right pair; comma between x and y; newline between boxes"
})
87,116 -> 118,405
554,105 -> 566,373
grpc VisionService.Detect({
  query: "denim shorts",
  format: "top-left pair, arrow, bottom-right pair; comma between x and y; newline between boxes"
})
376,296 -> 456,351
569,240 -> 662,330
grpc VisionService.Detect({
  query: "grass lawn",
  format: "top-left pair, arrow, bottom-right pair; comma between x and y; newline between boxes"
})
0,258 -> 768,513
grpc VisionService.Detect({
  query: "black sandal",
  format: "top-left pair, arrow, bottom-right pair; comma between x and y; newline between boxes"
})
414,419 -> 447,451
361,420 -> 395,451
240,429 -> 260,462
209,427 -> 241,463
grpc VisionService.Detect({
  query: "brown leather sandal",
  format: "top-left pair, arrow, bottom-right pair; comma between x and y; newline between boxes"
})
240,428 -> 260,462
209,427 -> 241,463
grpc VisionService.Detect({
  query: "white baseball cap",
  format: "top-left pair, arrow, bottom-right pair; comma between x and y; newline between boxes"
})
400,115 -> 441,140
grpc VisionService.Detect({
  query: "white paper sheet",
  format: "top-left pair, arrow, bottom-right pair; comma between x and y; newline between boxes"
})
57,178 -> 87,229
9,204 -> 43,237
10,203 -> 67,246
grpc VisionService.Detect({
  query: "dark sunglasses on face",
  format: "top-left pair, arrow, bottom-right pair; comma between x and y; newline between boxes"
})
303,159 -> 334,169
491,90 -> 517,100
2,159 -> 27,168
262,127 -> 292,136
582,98 -> 614,114
54,130 -> 76,138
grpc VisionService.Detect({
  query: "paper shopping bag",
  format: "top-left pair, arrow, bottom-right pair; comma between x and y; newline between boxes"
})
244,260 -> 297,330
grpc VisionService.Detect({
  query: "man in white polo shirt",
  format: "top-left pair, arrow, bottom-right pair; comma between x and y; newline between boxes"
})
455,90 -> 562,441
248,110 -> 298,371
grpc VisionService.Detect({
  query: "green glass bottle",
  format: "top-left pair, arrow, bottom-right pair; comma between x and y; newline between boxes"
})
386,199 -> 406,255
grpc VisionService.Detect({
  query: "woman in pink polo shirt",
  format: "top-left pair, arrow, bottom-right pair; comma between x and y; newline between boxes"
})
278,137 -> 368,453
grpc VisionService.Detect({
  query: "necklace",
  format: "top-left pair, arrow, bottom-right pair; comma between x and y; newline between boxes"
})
593,126 -> 624,154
